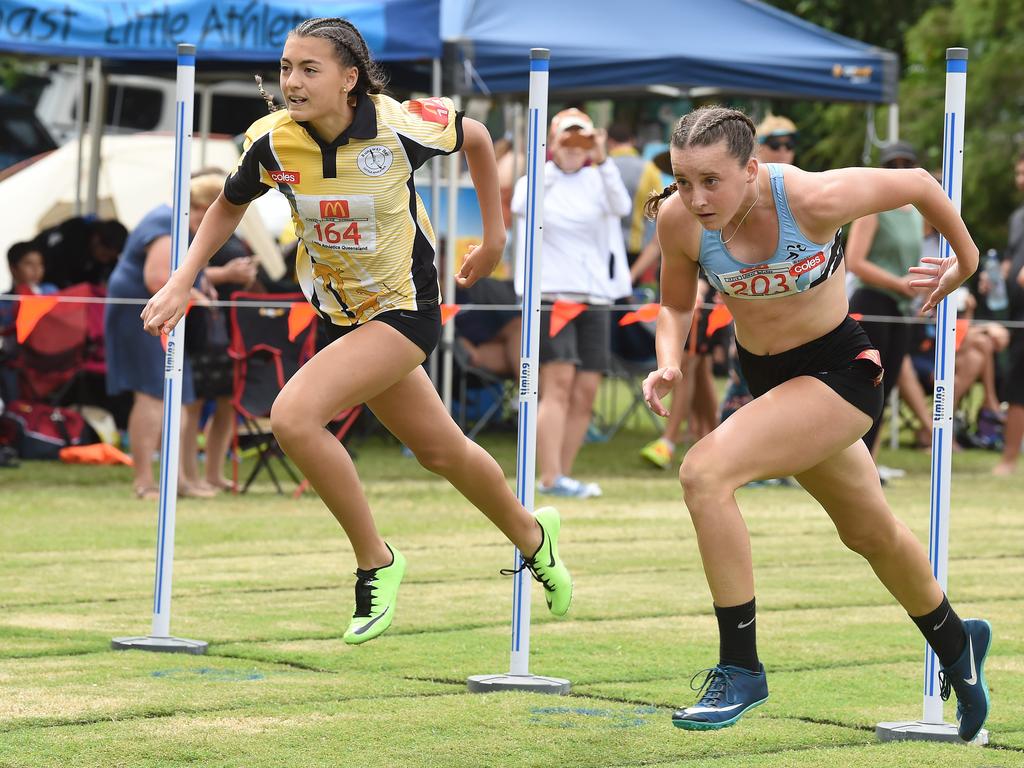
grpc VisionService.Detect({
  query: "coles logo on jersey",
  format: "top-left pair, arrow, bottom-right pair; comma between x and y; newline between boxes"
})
357,145 -> 394,177
270,169 -> 301,184
407,97 -> 450,125
319,199 -> 351,219
789,251 -> 825,277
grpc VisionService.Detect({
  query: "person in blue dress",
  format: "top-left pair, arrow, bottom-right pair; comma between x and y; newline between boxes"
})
105,174 -> 224,500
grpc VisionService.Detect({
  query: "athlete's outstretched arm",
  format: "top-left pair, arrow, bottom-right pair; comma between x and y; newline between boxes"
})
456,118 -> 506,288
643,197 -> 700,417
808,167 -> 979,312
141,192 -> 249,336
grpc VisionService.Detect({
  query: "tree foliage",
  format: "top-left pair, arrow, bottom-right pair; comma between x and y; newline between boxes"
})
768,0 -> 941,58
764,0 -> 1023,248
899,0 -> 1024,249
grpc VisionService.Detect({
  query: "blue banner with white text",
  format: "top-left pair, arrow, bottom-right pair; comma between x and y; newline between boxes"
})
0,0 -> 439,61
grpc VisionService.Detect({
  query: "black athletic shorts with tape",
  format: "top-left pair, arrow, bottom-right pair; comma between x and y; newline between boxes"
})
735,315 -> 885,420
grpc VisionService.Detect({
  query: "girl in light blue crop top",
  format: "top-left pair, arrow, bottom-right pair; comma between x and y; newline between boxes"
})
700,164 -> 844,300
639,105 -> 987,737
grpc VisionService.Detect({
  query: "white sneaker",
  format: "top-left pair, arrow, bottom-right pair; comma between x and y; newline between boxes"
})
538,475 -> 598,499
877,465 -> 906,482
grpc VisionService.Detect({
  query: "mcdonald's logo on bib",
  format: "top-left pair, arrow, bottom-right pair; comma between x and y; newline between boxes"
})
320,199 -> 351,219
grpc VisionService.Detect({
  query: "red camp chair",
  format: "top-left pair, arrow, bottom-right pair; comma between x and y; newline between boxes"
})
228,292 -> 362,494
14,283 -> 105,403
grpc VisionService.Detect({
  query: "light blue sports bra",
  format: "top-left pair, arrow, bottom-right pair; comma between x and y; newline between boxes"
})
700,164 -> 843,300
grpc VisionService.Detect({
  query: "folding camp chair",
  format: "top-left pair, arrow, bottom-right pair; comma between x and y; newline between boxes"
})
592,304 -> 662,440
448,337 -> 516,440
594,353 -> 663,440
228,292 -> 361,494
14,283 -> 104,404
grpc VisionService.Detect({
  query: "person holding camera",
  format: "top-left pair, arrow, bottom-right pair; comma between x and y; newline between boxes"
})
512,108 -> 631,497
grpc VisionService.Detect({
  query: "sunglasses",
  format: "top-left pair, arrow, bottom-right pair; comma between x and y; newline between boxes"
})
762,136 -> 796,151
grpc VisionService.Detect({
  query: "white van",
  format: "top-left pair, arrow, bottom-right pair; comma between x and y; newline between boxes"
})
36,65 -> 282,144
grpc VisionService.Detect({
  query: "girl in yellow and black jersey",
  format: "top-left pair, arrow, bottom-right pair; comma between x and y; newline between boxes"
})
142,17 -> 572,645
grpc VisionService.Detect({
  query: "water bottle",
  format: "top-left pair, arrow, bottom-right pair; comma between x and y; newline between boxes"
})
985,249 -> 1008,312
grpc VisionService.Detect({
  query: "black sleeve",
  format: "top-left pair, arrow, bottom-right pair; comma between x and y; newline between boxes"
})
223,134 -> 273,205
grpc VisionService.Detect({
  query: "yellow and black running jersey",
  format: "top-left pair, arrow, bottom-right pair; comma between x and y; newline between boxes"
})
224,94 -> 464,326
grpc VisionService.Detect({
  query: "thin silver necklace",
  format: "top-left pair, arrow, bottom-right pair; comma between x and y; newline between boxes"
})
721,180 -> 761,245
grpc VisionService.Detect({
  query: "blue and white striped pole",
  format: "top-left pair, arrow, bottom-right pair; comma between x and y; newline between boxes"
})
877,47 -> 978,743
923,46 -> 967,725
113,43 -> 207,655
468,49 -> 567,694
508,47 -> 549,678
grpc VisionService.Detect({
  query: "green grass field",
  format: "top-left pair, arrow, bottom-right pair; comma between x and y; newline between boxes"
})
1,429 -> 1021,767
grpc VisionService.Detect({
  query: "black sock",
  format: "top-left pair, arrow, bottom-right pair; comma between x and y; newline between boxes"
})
910,595 -> 966,667
715,598 -> 759,672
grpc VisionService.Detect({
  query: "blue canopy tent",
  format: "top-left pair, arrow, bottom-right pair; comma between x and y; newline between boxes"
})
442,0 -> 897,103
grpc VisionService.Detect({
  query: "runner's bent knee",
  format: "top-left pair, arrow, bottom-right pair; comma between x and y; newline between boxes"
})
679,444 -> 738,503
270,386 -> 335,446
836,513 -> 901,559
413,435 -> 469,475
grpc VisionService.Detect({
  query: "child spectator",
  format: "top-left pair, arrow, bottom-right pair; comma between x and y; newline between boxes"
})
1,242 -> 59,404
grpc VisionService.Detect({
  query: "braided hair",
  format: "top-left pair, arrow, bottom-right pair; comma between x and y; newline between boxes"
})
254,73 -> 279,112
644,106 -> 757,220
255,17 -> 389,114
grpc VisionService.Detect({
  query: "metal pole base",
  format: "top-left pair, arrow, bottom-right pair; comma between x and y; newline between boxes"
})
111,635 -> 208,654
467,674 -> 570,694
876,721 -> 988,745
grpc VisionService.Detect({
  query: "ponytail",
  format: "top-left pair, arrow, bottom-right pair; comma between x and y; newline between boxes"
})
254,74 -> 280,113
644,183 -> 678,221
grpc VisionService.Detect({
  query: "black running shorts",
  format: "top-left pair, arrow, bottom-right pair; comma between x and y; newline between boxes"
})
322,305 -> 441,359
735,316 -> 885,420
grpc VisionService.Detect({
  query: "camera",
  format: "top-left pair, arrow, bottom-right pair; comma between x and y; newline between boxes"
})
559,130 -> 595,150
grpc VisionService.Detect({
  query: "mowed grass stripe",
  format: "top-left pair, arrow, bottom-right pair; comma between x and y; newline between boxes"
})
0,441 -> 1019,766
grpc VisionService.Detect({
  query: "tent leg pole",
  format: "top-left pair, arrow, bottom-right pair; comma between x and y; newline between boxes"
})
86,57 -> 106,216
199,88 -> 213,169
74,56 -> 87,216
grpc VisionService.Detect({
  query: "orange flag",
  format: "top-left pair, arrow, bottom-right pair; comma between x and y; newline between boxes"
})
440,304 -> 461,325
549,300 -> 587,337
705,304 -> 734,337
955,319 -> 970,351
619,302 -> 660,326
60,443 -> 133,466
15,295 -> 60,343
288,302 -> 318,341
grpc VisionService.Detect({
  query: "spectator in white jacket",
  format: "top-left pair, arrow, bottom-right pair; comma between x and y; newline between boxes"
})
512,108 -> 631,498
